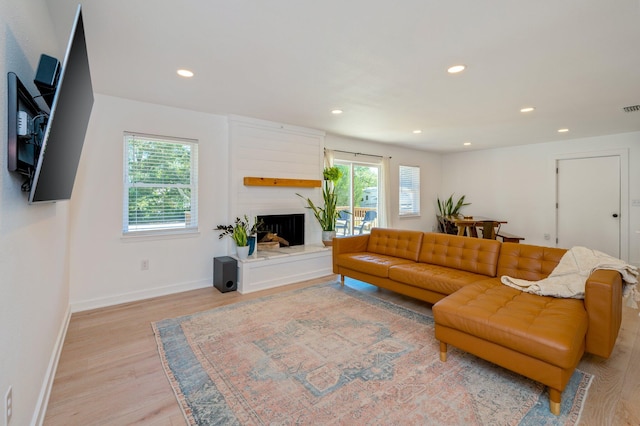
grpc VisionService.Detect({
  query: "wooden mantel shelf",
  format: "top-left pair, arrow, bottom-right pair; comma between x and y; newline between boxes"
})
243,177 -> 322,188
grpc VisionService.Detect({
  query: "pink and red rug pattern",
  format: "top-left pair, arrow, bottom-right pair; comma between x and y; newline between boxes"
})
153,282 -> 591,425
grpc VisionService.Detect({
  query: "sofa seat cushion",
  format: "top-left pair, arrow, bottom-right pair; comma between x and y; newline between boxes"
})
433,280 -> 588,369
389,263 -> 487,295
336,252 -> 416,278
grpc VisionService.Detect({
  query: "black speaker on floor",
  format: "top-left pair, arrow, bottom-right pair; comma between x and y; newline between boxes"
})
213,256 -> 237,293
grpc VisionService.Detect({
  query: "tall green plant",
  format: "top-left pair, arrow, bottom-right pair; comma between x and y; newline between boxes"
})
297,166 -> 343,231
437,194 -> 470,217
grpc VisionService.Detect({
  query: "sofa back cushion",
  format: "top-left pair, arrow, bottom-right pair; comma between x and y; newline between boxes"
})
419,233 -> 501,277
366,228 -> 424,261
497,242 -> 567,280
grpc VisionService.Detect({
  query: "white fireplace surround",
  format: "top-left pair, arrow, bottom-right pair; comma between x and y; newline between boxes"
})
229,115 -> 326,246
233,207 -> 332,294
227,117 -> 333,293
235,245 -> 332,294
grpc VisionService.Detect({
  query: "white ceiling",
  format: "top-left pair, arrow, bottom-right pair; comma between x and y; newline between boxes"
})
45,0 -> 640,153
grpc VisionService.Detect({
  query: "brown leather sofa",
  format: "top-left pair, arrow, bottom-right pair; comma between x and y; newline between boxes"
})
332,228 -> 623,415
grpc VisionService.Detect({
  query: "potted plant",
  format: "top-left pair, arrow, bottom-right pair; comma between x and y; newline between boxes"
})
436,194 -> 470,234
297,166 -> 343,246
215,215 -> 261,259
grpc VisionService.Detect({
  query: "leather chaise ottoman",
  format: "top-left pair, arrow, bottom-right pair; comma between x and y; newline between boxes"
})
434,280 -> 589,415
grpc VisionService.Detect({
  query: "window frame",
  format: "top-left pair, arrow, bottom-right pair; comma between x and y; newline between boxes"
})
399,164 -> 420,217
122,132 -> 199,236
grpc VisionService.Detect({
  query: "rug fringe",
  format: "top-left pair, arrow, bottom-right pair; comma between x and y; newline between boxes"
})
151,322 -> 196,425
569,369 -> 594,425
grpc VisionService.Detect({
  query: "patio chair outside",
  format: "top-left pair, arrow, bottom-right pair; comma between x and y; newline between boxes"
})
356,210 -> 377,234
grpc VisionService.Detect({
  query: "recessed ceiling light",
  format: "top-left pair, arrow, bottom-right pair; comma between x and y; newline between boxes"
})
520,107 -> 535,113
463,142 -> 472,146
331,109 -> 343,115
413,130 -> 422,134
447,64 -> 466,74
177,69 -> 194,78
557,128 -> 569,133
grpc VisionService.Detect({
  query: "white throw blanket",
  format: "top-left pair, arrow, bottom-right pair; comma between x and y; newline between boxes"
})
501,247 -> 639,308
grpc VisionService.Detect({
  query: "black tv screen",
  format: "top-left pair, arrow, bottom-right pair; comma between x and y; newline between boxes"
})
29,5 -> 93,203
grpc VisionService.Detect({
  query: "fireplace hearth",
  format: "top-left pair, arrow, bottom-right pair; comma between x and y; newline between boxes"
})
257,213 -> 304,247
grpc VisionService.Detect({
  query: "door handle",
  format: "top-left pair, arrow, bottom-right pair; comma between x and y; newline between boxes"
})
612,213 -> 619,218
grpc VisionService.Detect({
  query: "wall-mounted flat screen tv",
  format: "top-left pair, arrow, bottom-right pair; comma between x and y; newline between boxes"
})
30,5 -> 94,203
8,5 -> 94,204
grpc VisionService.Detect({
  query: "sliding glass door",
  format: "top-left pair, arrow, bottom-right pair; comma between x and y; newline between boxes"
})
334,161 -> 380,236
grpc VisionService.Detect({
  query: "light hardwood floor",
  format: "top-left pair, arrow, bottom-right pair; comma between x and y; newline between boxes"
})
44,276 -> 640,425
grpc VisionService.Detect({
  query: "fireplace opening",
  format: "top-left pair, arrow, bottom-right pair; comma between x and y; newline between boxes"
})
257,213 -> 304,247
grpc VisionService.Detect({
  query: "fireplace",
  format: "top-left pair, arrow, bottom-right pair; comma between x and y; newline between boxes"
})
257,213 -> 305,247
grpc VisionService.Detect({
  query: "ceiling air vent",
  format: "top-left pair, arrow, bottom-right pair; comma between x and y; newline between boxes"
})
622,105 -> 640,113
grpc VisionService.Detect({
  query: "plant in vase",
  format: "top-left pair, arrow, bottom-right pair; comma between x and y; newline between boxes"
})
436,194 -> 471,234
215,215 -> 262,259
297,166 -> 345,246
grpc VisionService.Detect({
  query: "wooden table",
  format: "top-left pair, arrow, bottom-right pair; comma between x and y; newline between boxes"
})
445,216 -> 507,239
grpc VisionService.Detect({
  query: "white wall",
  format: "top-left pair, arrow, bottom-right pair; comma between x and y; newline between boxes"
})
441,132 -> 640,265
68,95 -> 229,311
325,134 -> 442,232
0,0 -> 72,424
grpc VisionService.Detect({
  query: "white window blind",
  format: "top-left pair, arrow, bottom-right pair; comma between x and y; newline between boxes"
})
399,165 -> 420,216
123,133 -> 198,234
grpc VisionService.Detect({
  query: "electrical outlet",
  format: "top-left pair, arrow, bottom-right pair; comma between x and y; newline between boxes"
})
141,259 -> 149,271
5,386 -> 12,425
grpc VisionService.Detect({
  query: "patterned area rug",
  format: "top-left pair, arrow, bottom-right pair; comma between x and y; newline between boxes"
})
152,282 -> 592,425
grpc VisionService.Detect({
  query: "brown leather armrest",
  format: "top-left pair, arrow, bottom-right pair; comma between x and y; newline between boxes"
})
584,269 -> 623,358
332,235 -> 370,273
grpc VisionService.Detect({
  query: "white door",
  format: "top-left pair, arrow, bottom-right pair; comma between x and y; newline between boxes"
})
556,155 -> 620,257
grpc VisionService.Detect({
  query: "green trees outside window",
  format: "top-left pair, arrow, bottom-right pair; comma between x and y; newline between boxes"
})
124,134 -> 198,233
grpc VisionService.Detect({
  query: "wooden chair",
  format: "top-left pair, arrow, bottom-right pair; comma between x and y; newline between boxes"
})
477,221 -> 500,239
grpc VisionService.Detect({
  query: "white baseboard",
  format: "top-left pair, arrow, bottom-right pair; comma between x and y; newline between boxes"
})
70,279 -> 212,313
31,306 -> 71,426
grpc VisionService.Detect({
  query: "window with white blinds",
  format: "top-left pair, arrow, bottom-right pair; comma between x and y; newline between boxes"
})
399,165 -> 420,216
123,133 -> 198,234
